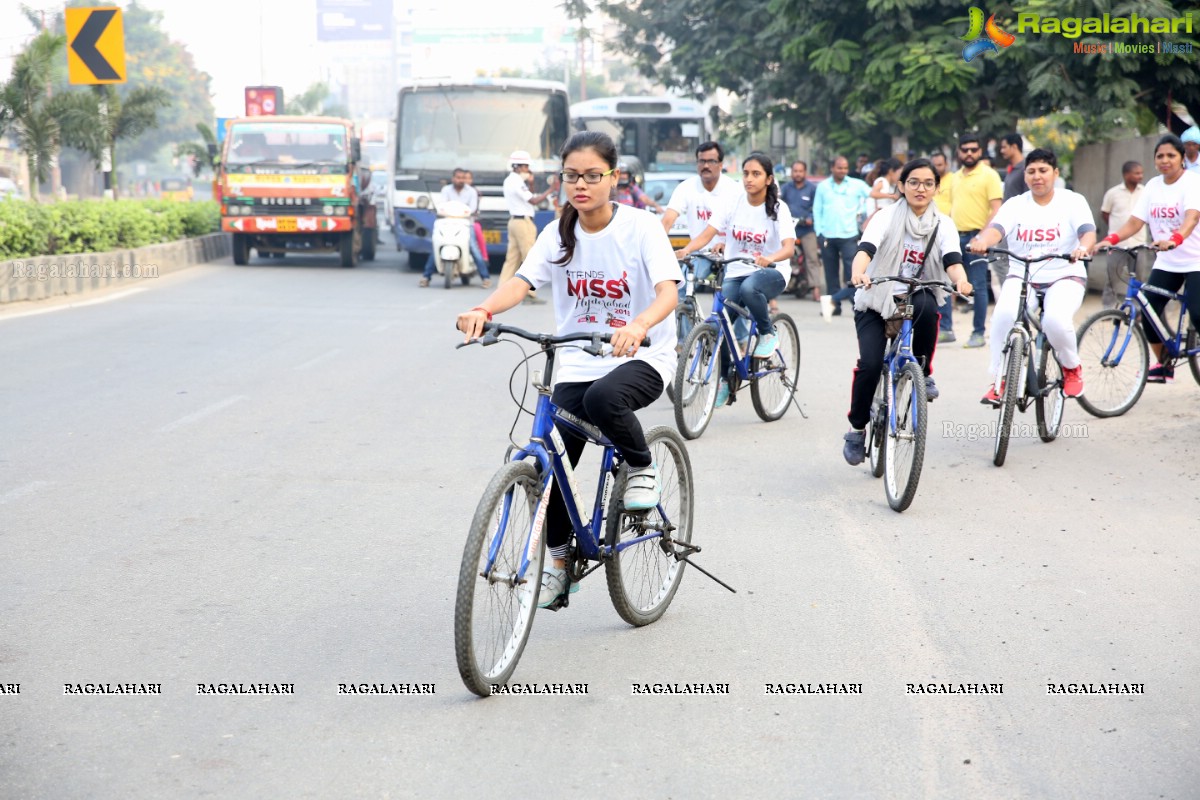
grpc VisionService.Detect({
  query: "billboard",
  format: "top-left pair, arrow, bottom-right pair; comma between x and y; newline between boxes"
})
317,0 -> 392,41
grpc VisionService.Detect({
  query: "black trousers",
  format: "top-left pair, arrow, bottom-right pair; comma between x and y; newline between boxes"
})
1142,269 -> 1200,346
847,290 -> 940,430
546,360 -> 663,548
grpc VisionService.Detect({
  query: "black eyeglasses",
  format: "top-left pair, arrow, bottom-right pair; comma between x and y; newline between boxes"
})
559,169 -> 616,184
697,158 -> 721,166
959,146 -> 981,154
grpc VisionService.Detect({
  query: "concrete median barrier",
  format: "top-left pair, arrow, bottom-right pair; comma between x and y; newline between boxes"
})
1,232 -> 231,304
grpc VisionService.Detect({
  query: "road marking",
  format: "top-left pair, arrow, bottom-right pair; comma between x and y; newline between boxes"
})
0,288 -> 147,321
0,481 -> 50,505
159,395 -> 247,433
294,348 -> 343,371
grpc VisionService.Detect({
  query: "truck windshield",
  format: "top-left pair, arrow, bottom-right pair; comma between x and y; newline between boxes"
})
397,88 -> 568,173
226,122 -> 348,166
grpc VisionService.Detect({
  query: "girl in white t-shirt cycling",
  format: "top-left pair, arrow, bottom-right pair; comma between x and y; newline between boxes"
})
674,152 -> 796,406
968,148 -> 1095,403
1090,133 -> 1200,383
867,158 -> 902,223
456,131 -> 682,608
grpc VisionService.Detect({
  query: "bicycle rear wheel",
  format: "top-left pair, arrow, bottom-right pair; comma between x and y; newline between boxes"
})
1035,343 -> 1065,442
993,334 -> 1024,467
750,313 -> 800,422
1075,309 -> 1148,417
454,461 -> 545,696
605,426 -> 694,626
673,323 -> 720,440
883,361 -> 927,512
666,297 -> 704,404
867,369 -> 886,479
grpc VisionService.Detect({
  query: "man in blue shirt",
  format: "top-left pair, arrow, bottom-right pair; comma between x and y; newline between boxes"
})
814,156 -> 870,317
780,160 -> 821,298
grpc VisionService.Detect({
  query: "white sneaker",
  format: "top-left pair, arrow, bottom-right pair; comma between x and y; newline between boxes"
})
536,566 -> 578,608
820,295 -> 835,323
623,463 -> 659,511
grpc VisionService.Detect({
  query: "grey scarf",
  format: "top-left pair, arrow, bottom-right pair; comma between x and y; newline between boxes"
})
853,199 -> 951,317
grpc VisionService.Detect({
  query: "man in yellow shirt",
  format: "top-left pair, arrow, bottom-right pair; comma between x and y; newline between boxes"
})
930,152 -> 954,215
940,135 -> 1002,346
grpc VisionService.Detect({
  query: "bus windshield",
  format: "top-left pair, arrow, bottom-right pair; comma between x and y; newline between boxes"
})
226,122 -> 349,166
397,87 -> 569,174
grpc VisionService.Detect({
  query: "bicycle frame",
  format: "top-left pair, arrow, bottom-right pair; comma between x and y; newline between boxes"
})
689,260 -> 788,385
882,314 -> 922,435
481,341 -> 672,587
1104,248 -> 1198,363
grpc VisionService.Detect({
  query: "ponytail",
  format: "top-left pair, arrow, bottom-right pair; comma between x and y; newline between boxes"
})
550,203 -> 580,266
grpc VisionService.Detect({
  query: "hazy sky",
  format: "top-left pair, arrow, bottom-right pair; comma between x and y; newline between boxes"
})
1,0 -> 570,118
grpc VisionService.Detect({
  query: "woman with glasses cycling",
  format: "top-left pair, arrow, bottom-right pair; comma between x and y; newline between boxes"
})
841,158 -> 972,465
674,152 -> 795,406
1088,133 -> 1200,383
456,131 -> 682,608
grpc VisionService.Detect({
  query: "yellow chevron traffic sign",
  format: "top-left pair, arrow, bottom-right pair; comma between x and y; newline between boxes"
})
66,7 -> 126,85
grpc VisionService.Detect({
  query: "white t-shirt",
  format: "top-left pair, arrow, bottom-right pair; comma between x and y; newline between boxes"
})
1100,183 -> 1148,247
517,204 -> 683,387
860,203 -> 961,294
872,177 -> 897,213
503,171 -> 536,217
1185,154 -> 1200,175
439,184 -> 479,212
709,194 -> 796,281
666,174 -> 742,241
1132,171 -> 1200,273
987,189 -> 1096,282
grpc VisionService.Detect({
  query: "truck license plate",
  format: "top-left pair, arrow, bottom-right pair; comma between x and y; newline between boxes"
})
483,230 -> 502,244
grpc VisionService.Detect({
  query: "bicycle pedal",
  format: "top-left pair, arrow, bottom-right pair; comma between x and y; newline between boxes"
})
542,594 -> 570,612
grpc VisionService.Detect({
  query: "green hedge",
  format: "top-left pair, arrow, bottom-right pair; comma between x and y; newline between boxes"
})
0,199 -> 220,260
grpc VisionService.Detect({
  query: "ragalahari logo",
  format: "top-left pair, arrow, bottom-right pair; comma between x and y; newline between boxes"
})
961,7 -> 1016,61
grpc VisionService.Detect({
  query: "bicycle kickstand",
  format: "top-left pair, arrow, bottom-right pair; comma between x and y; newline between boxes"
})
663,537 -> 737,594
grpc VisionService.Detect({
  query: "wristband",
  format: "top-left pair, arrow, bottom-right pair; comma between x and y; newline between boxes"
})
471,306 -> 493,321
1169,232 -> 1184,247
1104,233 -> 1120,246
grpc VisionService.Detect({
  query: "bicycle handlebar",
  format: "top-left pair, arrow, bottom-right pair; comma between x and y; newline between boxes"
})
863,275 -> 970,299
456,322 -> 650,354
678,252 -> 756,267
1104,244 -> 1163,255
985,247 -> 1092,264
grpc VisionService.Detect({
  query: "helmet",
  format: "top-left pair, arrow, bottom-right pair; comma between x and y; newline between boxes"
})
1182,126 -> 1200,145
509,149 -> 532,167
617,161 -> 631,186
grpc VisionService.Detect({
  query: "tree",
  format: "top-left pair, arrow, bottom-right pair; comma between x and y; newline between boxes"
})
595,0 -> 1199,155
174,122 -> 218,177
0,30 -> 67,200
284,83 -> 351,118
55,84 -> 171,199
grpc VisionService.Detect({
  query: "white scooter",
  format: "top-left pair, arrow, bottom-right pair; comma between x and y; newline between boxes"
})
431,200 -> 478,289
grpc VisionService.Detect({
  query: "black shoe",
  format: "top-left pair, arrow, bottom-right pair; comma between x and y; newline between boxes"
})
831,304 -> 842,317
842,429 -> 866,465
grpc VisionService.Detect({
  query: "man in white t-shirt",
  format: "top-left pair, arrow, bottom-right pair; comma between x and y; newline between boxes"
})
500,150 -> 555,303
660,141 -> 741,296
968,148 -> 1096,401
1182,126 -> 1200,174
1099,161 -> 1151,307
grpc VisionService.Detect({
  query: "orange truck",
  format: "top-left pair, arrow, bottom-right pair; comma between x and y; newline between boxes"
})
216,115 -> 377,267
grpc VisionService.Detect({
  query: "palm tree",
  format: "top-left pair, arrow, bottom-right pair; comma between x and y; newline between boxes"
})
55,84 -> 170,199
0,30 -> 67,201
174,122 -> 218,177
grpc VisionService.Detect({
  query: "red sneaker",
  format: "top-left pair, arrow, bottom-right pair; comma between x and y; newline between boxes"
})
981,381 -> 1005,406
1062,365 -> 1083,397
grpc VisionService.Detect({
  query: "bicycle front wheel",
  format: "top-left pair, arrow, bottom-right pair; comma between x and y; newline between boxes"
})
673,323 -> 720,440
1035,343 -> 1065,442
605,426 -> 694,626
454,460 -> 545,696
993,334 -> 1025,467
883,361 -> 927,512
867,369 -> 886,479
1187,326 -> 1200,387
1075,309 -> 1148,417
750,313 -> 800,422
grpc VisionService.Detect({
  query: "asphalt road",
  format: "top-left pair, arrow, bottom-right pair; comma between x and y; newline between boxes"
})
2,234 -> 1197,799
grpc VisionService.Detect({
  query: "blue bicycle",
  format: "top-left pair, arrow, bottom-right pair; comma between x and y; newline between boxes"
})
862,276 -> 958,512
453,324 -> 722,697
672,256 -> 801,439
1076,244 -> 1200,417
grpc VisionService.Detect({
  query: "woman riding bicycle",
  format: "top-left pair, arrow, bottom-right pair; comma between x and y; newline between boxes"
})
841,158 -> 972,465
1088,133 -> 1200,383
674,152 -> 795,407
969,148 -> 1095,403
456,131 -> 682,607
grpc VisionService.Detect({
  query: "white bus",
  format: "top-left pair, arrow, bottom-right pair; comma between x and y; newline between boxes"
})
392,78 -> 570,271
570,95 -> 712,172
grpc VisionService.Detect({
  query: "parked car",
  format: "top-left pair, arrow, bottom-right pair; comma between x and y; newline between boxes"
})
643,171 -> 694,249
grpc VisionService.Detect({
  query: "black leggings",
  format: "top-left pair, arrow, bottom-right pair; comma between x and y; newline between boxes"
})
1141,269 -> 1200,346
847,290 -> 940,430
546,360 -> 663,549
